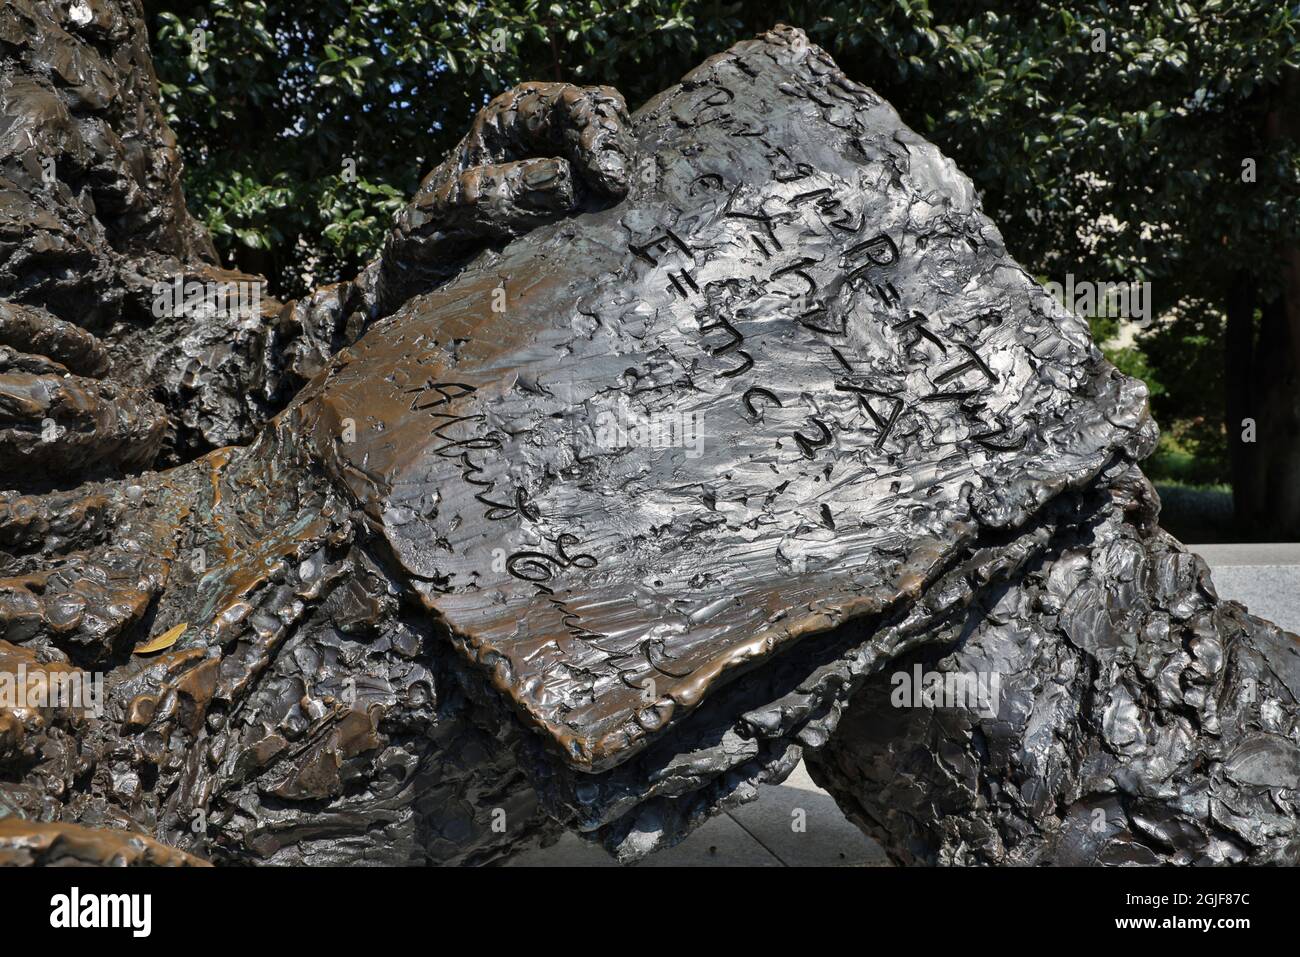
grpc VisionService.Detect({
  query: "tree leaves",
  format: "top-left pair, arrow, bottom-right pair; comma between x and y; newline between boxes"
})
145,1 -> 1300,489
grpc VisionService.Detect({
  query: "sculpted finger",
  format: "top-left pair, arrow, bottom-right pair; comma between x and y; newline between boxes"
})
377,158 -> 575,312
0,301 -> 110,377
0,370 -> 166,490
369,83 -> 632,318
0,345 -> 72,376
0,548 -> 166,659
404,157 -> 576,241
0,487 -> 116,557
464,82 -> 633,198
535,83 -> 633,197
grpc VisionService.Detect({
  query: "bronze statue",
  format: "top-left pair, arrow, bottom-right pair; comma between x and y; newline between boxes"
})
1,2 -> 1296,866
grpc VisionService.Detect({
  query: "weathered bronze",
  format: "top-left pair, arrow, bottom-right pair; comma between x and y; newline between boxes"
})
1,3 -> 1296,866
808,473 -> 1300,864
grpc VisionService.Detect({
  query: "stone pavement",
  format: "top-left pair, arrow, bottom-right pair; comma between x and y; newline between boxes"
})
1193,543 -> 1300,635
510,543 -> 1300,866
508,761 -> 888,867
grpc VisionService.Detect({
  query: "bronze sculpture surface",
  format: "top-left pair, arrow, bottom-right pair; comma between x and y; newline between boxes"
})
1,3 -> 1296,866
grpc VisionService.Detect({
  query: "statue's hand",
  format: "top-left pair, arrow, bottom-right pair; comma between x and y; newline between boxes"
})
417,80 -> 634,215
0,302 -> 165,492
373,82 -> 634,311
208,84 -> 635,436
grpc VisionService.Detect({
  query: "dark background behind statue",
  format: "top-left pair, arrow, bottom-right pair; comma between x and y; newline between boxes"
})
143,1 -> 1300,544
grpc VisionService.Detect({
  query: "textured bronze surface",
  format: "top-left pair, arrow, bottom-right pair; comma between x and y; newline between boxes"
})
288,29 -> 1150,773
0,817 -> 206,866
0,0 -> 633,469
1,5 -> 1296,867
807,466 -> 1300,865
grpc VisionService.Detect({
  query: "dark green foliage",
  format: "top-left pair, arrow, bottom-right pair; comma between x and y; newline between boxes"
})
149,2 -> 1300,506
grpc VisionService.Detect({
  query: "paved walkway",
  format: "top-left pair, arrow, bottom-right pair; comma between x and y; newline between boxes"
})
509,761 -> 888,866
1191,543 -> 1300,636
512,544 -> 1300,866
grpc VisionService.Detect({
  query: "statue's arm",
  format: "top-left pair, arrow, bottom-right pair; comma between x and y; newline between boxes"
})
268,81 -> 634,398
107,80 -> 634,461
807,467 -> 1300,865
0,1 -> 632,483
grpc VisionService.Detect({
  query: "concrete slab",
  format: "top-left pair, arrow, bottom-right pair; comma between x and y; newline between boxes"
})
509,807 -> 783,867
725,763 -> 887,867
1190,544 -> 1300,635
1190,542 -> 1300,566
637,814 -> 784,867
1198,565 -> 1300,635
